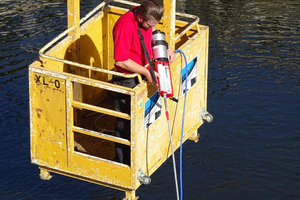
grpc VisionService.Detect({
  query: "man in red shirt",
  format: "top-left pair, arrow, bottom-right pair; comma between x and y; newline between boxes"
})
113,0 -> 174,165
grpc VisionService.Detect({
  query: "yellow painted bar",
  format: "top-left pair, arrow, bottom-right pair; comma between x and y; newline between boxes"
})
163,0 -> 176,49
67,0 -> 80,36
72,101 -> 131,120
72,126 -> 131,146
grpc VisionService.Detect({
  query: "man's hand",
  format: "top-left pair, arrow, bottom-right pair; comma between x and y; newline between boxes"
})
145,70 -> 160,85
167,46 -> 175,63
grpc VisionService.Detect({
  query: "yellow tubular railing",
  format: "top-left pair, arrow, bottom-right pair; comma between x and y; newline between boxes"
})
80,1 -> 107,24
174,13 -> 200,42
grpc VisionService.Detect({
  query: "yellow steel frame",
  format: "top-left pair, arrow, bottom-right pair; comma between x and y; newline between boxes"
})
29,0 -> 209,199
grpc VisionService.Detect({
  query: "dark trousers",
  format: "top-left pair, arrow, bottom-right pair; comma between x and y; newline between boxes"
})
113,76 -> 139,165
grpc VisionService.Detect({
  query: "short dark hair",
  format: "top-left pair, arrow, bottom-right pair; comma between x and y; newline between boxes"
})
136,0 -> 164,22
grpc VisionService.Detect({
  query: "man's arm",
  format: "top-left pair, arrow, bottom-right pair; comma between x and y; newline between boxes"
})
115,59 -> 158,84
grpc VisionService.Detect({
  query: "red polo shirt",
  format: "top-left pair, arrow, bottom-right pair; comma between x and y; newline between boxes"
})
113,7 -> 153,74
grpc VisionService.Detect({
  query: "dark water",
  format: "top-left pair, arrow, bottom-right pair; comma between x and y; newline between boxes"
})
1,0 -> 300,199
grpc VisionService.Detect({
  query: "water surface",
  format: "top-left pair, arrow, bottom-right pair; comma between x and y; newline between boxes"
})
0,0 -> 299,199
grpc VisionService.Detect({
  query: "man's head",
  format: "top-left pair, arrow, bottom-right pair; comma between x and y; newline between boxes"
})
135,0 -> 164,30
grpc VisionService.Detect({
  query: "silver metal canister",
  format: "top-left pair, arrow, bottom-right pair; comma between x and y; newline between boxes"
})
152,30 -> 168,62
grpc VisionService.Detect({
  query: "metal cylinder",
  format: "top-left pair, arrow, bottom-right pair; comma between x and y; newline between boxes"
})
137,169 -> 151,185
201,108 -> 213,123
152,30 -> 168,62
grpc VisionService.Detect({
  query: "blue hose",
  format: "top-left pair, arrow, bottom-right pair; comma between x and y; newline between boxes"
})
174,49 -> 188,200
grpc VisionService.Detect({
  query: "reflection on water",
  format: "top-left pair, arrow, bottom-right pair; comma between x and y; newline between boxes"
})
0,0 -> 299,199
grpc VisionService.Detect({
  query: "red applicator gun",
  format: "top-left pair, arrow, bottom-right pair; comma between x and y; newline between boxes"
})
152,30 -> 175,100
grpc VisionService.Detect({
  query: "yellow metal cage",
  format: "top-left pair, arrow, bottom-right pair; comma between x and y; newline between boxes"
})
29,0 -> 210,199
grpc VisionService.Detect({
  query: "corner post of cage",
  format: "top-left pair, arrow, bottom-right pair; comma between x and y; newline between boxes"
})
162,0 -> 176,50
67,0 -> 80,62
68,0 -> 80,40
204,27 -> 209,110
67,0 -> 83,103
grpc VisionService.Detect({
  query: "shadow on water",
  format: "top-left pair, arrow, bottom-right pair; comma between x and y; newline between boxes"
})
0,0 -> 300,199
